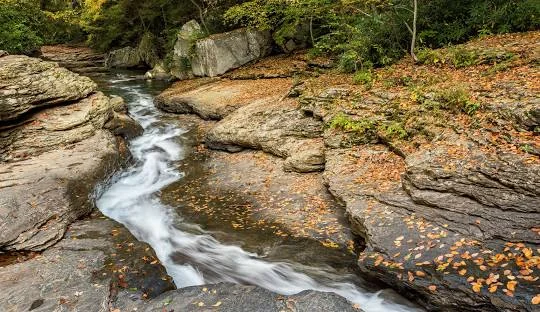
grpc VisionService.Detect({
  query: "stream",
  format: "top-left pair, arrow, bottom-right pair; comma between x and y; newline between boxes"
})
93,73 -> 422,312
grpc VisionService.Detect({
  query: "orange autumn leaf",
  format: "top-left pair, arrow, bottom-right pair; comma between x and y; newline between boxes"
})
428,285 -> 437,292
507,281 -> 517,291
458,269 -> 467,276
489,285 -> 498,293
415,271 -> 426,277
472,283 -> 482,293
532,294 -> 540,305
523,248 -> 533,259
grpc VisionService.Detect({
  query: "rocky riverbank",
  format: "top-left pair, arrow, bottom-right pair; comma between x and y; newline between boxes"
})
0,51 -> 364,312
155,31 -> 540,311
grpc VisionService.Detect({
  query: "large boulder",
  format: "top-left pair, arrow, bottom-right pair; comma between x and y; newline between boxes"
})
205,97 -> 326,173
0,55 -> 96,122
191,28 -> 272,77
0,56 -> 141,251
106,33 -> 160,69
155,78 -> 291,120
168,20 -> 203,80
105,46 -> 143,68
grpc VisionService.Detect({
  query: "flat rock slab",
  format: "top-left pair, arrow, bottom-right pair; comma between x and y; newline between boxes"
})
0,55 -> 96,122
0,215 -> 174,312
163,146 -> 353,251
155,78 -> 292,120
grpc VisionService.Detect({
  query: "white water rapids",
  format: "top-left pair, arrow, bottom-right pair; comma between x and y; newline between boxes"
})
95,76 -> 420,312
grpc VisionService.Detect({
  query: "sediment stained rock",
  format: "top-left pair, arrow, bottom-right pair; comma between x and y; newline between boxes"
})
0,55 -> 140,251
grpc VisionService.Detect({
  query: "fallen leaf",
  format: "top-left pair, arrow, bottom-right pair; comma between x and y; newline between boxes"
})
428,285 -> 437,292
532,294 -> 540,305
507,281 -> 517,291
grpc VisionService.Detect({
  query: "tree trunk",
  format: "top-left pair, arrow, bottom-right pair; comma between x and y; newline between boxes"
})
411,0 -> 418,62
189,0 -> 209,34
309,16 -> 315,46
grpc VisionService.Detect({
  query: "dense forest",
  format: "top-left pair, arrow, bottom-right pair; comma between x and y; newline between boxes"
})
1,0 -> 538,69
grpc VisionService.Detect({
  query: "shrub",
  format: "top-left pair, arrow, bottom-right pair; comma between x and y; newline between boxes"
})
329,113 -> 376,134
353,70 -> 373,86
434,87 -> 480,115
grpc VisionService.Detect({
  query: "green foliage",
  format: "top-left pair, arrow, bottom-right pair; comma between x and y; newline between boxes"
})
379,121 -> 408,140
329,113 -> 376,134
227,0 -> 539,70
417,46 -> 515,68
353,70 -> 373,86
0,0 -> 45,54
421,87 -> 480,115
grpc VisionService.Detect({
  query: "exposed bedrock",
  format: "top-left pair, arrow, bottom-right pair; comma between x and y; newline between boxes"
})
0,55 -> 141,251
324,143 -> 540,311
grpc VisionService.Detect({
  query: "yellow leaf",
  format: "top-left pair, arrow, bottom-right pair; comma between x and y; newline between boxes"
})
458,269 -> 467,276
489,285 -> 498,293
507,281 -> 517,291
532,294 -> 540,305
415,271 -> 426,277
472,283 -> 482,293
212,301 -> 222,307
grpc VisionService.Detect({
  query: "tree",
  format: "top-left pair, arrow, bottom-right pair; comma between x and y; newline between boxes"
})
410,0 -> 418,61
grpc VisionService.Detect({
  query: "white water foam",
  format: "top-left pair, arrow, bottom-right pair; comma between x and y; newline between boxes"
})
95,77 -> 420,312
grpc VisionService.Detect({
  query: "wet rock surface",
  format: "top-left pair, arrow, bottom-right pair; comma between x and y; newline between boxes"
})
0,215 -> 175,312
115,282 -> 361,312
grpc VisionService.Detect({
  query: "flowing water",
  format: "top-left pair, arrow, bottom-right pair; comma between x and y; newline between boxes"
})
94,73 -> 422,312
